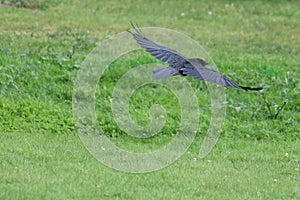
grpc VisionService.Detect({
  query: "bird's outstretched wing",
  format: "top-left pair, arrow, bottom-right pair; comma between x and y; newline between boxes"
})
128,23 -> 187,72
182,59 -> 262,91
181,61 -> 241,88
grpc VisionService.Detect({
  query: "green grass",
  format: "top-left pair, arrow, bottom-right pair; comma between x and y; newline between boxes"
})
1,132 -> 299,199
0,0 -> 299,199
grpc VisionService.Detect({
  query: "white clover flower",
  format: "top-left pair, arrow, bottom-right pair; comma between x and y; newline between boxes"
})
284,152 -> 288,157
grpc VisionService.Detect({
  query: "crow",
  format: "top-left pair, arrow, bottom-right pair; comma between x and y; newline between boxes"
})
128,23 -> 263,91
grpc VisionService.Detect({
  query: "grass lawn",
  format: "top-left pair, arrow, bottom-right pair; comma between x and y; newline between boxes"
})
0,0 -> 299,199
1,132 -> 299,199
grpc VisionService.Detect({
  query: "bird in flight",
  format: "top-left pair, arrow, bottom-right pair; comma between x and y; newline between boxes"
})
128,23 -> 263,91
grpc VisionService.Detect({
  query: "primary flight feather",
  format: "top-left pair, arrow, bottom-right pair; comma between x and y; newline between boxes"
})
128,24 -> 263,91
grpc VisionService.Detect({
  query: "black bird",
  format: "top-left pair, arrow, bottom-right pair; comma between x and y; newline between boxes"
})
128,24 -> 263,91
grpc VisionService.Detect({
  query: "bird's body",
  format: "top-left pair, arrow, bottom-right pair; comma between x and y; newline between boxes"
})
128,24 -> 263,91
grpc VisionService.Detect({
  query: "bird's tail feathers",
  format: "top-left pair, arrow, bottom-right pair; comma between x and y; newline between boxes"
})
153,67 -> 180,79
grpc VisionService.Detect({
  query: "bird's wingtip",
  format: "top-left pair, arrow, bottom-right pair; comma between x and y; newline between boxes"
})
240,86 -> 263,91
